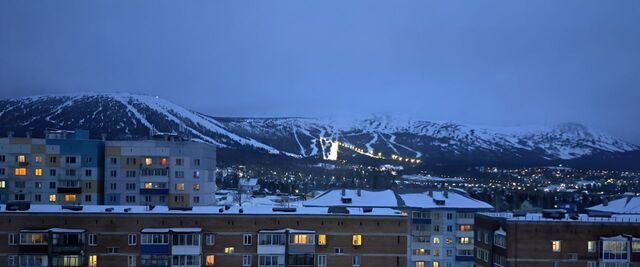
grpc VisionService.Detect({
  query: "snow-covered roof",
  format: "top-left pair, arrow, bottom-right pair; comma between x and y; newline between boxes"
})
141,228 -> 201,233
494,228 -> 506,236
20,228 -> 85,233
258,228 -> 315,234
587,196 -> 640,214
480,212 -> 640,223
0,204 -> 403,217
303,189 -> 399,208
239,178 -> 259,186
399,190 -> 493,210
402,175 -> 464,183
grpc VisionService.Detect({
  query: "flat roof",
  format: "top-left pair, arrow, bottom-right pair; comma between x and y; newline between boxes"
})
0,204 -> 404,217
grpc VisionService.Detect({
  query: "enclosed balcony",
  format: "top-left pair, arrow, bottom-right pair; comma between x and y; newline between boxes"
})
50,228 -> 85,254
18,231 -> 49,254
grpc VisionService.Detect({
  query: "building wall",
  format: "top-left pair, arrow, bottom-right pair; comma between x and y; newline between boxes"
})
474,214 -> 640,267
0,212 -> 407,267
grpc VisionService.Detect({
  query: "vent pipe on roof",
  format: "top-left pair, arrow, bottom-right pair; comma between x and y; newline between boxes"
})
357,188 -> 362,197
603,198 -> 609,207
444,190 -> 449,198
342,188 -> 346,196
26,131 -> 31,138
428,190 -> 433,197
101,133 -> 107,141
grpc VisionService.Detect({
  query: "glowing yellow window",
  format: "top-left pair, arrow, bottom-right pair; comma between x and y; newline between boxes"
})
318,234 -> 327,245
205,255 -> 215,266
65,194 -> 76,202
145,157 -> 152,166
224,247 -> 234,254
144,182 -> 153,189
352,234 -> 362,246
88,255 -> 97,267
415,262 -> 425,267
35,155 -> 43,163
0,180 -> 5,189
292,234 -> 310,244
552,240 -> 561,252
35,168 -> 43,176
459,224 -> 472,231
415,249 -> 427,255
433,237 -> 440,244
175,183 -> 185,191
15,168 -> 27,176
17,155 -> 26,163
432,261 -> 439,267
49,194 -> 57,202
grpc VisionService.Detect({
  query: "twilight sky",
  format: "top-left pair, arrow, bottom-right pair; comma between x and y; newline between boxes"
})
1,1 -> 639,142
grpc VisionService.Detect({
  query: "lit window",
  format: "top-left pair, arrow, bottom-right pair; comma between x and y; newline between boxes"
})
352,234 -> 362,246
552,240 -> 561,252
160,158 -> 167,166
459,224 -> 472,231
224,247 -> 235,254
89,255 -> 97,267
205,255 -> 215,266
432,261 -> 439,267
17,155 -> 26,163
175,183 -> 185,191
414,249 -> 428,255
145,158 -> 152,166
634,240 -> 640,253
193,184 -> 200,191
35,168 -> 43,176
35,156 -> 43,163
292,234 -> 313,244
0,180 -> 5,188
65,194 -> 76,202
318,234 -> 327,245
415,261 -> 425,267
459,237 -> 471,244
433,237 -> 440,244
588,241 -> 597,252
49,194 -> 57,202
15,168 -> 27,176
144,182 -> 153,189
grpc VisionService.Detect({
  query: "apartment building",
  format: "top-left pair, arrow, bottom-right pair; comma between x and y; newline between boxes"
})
303,188 -> 493,267
0,130 -> 104,205
0,202 -> 408,267
474,210 -> 640,267
103,135 -> 216,207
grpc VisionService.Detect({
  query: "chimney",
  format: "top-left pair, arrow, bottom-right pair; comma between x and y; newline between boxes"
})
603,198 -> 609,207
341,188 -> 346,196
101,133 -> 107,141
357,188 -> 362,197
443,190 -> 449,198
428,190 -> 433,197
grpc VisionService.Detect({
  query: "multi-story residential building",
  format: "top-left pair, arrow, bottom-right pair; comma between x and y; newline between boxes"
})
0,130 -> 104,205
0,202 -> 408,267
304,188 -> 493,267
474,210 -> 640,267
104,135 -> 216,207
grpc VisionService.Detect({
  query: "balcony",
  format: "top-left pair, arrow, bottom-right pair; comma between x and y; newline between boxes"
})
57,187 -> 82,194
141,244 -> 171,254
140,188 -> 170,195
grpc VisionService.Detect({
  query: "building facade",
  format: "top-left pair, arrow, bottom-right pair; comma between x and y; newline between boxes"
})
103,136 -> 216,207
304,188 -> 493,267
0,203 -> 408,267
0,130 -> 104,205
474,210 -> 640,267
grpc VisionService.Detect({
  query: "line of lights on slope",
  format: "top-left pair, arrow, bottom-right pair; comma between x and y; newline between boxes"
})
320,137 -> 421,164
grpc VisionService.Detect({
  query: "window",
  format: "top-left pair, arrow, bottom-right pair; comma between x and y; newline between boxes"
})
8,255 -> 17,267
8,233 -> 17,245
126,183 -> 136,190
552,240 -> 561,252
633,240 -> 640,252
17,155 -> 26,163
459,237 -> 471,244
0,168 -> 4,175
447,225 -> 453,232
224,247 -> 235,254
110,183 -> 117,190
89,234 -> 97,246
206,234 -> 215,245
128,255 -> 136,267
318,234 -> 327,245
602,240 -> 628,260
50,156 -> 57,163
175,183 -> 185,191
85,182 -> 92,189
175,171 -> 184,178
193,183 -> 200,191
141,234 -> 169,244
352,255 -> 361,267
205,255 -> 215,266
35,194 -> 41,202
145,157 -> 152,165
588,240 -> 597,252
193,171 -> 200,178
175,158 -> 184,166
458,224 -> 472,232
172,233 -> 200,246
110,170 -> 117,177
110,157 -> 117,165
433,237 -> 440,244
0,155 -> 4,162
160,158 -> 168,166
318,255 -> 327,266
65,156 -> 77,164
335,247 -> 344,254
107,247 -> 119,254
292,234 -> 314,244
587,262 -> 597,267
415,261 -> 425,267
128,234 -> 137,245
126,170 -> 136,178
126,196 -> 136,203
19,255 -> 47,266
243,255 -> 251,266
414,249 -> 428,255
49,194 -> 57,202
433,262 -> 439,267
243,234 -> 252,245
50,169 -> 56,177
65,169 -> 76,177
85,169 -> 92,177
352,234 -> 362,246
49,181 -> 56,189
494,232 -> 506,248
193,196 -> 200,204
89,255 -> 98,267
65,194 -> 76,202
14,168 -> 27,176
172,255 -> 200,266
35,168 -> 42,176
35,182 -> 42,189
0,180 -> 6,189
194,159 -> 200,166
20,233 -> 47,244
35,155 -> 43,163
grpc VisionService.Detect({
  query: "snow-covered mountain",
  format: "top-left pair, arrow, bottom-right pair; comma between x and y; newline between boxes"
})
0,93 -> 638,169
